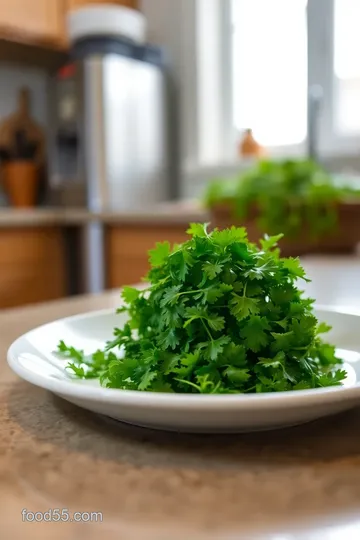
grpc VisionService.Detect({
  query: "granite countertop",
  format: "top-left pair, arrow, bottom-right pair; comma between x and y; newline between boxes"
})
0,200 -> 208,227
2,256 -> 360,539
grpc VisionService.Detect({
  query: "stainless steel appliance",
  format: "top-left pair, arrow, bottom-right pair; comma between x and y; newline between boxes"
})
48,34 -> 173,294
49,38 -> 170,210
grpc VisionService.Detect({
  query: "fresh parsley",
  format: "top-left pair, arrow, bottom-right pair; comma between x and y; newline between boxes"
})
55,223 -> 346,393
204,158 -> 360,239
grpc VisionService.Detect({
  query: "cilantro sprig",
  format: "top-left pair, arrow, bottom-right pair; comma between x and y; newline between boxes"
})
56,223 -> 346,394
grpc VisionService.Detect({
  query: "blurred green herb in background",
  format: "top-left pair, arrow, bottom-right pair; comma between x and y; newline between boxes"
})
204,159 -> 360,239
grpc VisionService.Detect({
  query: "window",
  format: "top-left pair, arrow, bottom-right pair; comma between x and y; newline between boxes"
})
334,0 -> 360,134
232,0 -> 308,147
183,0 -> 360,182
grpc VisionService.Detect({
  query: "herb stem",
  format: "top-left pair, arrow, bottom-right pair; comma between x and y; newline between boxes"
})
201,318 -> 214,342
176,288 -> 209,298
174,378 -> 201,392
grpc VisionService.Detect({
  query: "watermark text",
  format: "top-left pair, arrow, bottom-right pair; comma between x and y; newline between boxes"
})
21,508 -> 103,523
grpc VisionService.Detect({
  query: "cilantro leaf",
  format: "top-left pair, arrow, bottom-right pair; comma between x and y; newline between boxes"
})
260,233 -> 284,251
259,351 -> 285,369
198,336 -> 231,361
293,380 -> 313,390
271,331 -> 294,352
160,285 -> 182,307
57,341 -> 84,363
158,328 -> 180,350
316,343 -> 341,366
224,367 -> 250,386
149,241 -> 171,266
186,223 -> 209,237
317,370 -> 347,387
121,286 -> 141,303
161,306 -> 184,329
217,343 -> 247,368
240,316 -> 270,352
194,283 -> 233,304
202,261 -> 223,280
230,292 -> 259,320
172,352 -> 200,377
211,226 -> 247,247
169,251 -> 188,281
282,257 -> 310,281
207,314 -> 225,332
66,363 -> 86,378
316,321 -> 332,335
138,370 -> 157,391
183,307 -> 225,332
183,306 -> 207,328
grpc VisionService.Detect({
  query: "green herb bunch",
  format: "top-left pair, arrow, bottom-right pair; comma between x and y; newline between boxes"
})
204,158 -> 360,239
57,223 -> 346,394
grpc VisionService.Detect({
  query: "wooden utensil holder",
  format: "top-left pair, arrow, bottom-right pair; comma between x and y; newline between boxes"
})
3,161 -> 38,208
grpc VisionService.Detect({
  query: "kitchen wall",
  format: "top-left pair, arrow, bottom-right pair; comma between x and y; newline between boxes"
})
0,63 -> 48,125
0,63 -> 49,204
140,0 -> 197,184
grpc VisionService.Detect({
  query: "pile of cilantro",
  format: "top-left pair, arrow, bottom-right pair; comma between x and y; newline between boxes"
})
204,158 -> 360,239
57,223 -> 346,394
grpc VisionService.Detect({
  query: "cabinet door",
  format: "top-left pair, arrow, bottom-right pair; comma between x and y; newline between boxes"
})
0,227 -> 67,309
0,0 -> 65,46
106,225 -> 189,288
68,0 -> 139,10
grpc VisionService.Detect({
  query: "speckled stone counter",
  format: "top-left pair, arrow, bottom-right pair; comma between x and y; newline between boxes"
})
2,257 -> 360,540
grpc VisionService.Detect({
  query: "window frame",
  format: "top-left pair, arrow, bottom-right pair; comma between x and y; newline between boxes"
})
189,0 -> 360,173
309,0 -> 360,157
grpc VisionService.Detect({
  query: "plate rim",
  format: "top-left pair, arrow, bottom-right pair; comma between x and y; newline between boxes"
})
7,304 -> 360,410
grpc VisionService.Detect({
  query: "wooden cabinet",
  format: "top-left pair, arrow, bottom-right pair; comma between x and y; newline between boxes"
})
106,224 -> 189,288
0,227 -> 67,308
0,0 -> 140,53
67,0 -> 139,10
0,0 -> 66,48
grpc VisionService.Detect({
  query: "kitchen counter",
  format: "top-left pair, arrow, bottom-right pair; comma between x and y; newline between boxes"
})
0,200 -> 208,227
0,200 -> 208,308
2,256 -> 360,540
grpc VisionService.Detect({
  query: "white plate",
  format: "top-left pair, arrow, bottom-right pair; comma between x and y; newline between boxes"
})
7,306 -> 360,433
